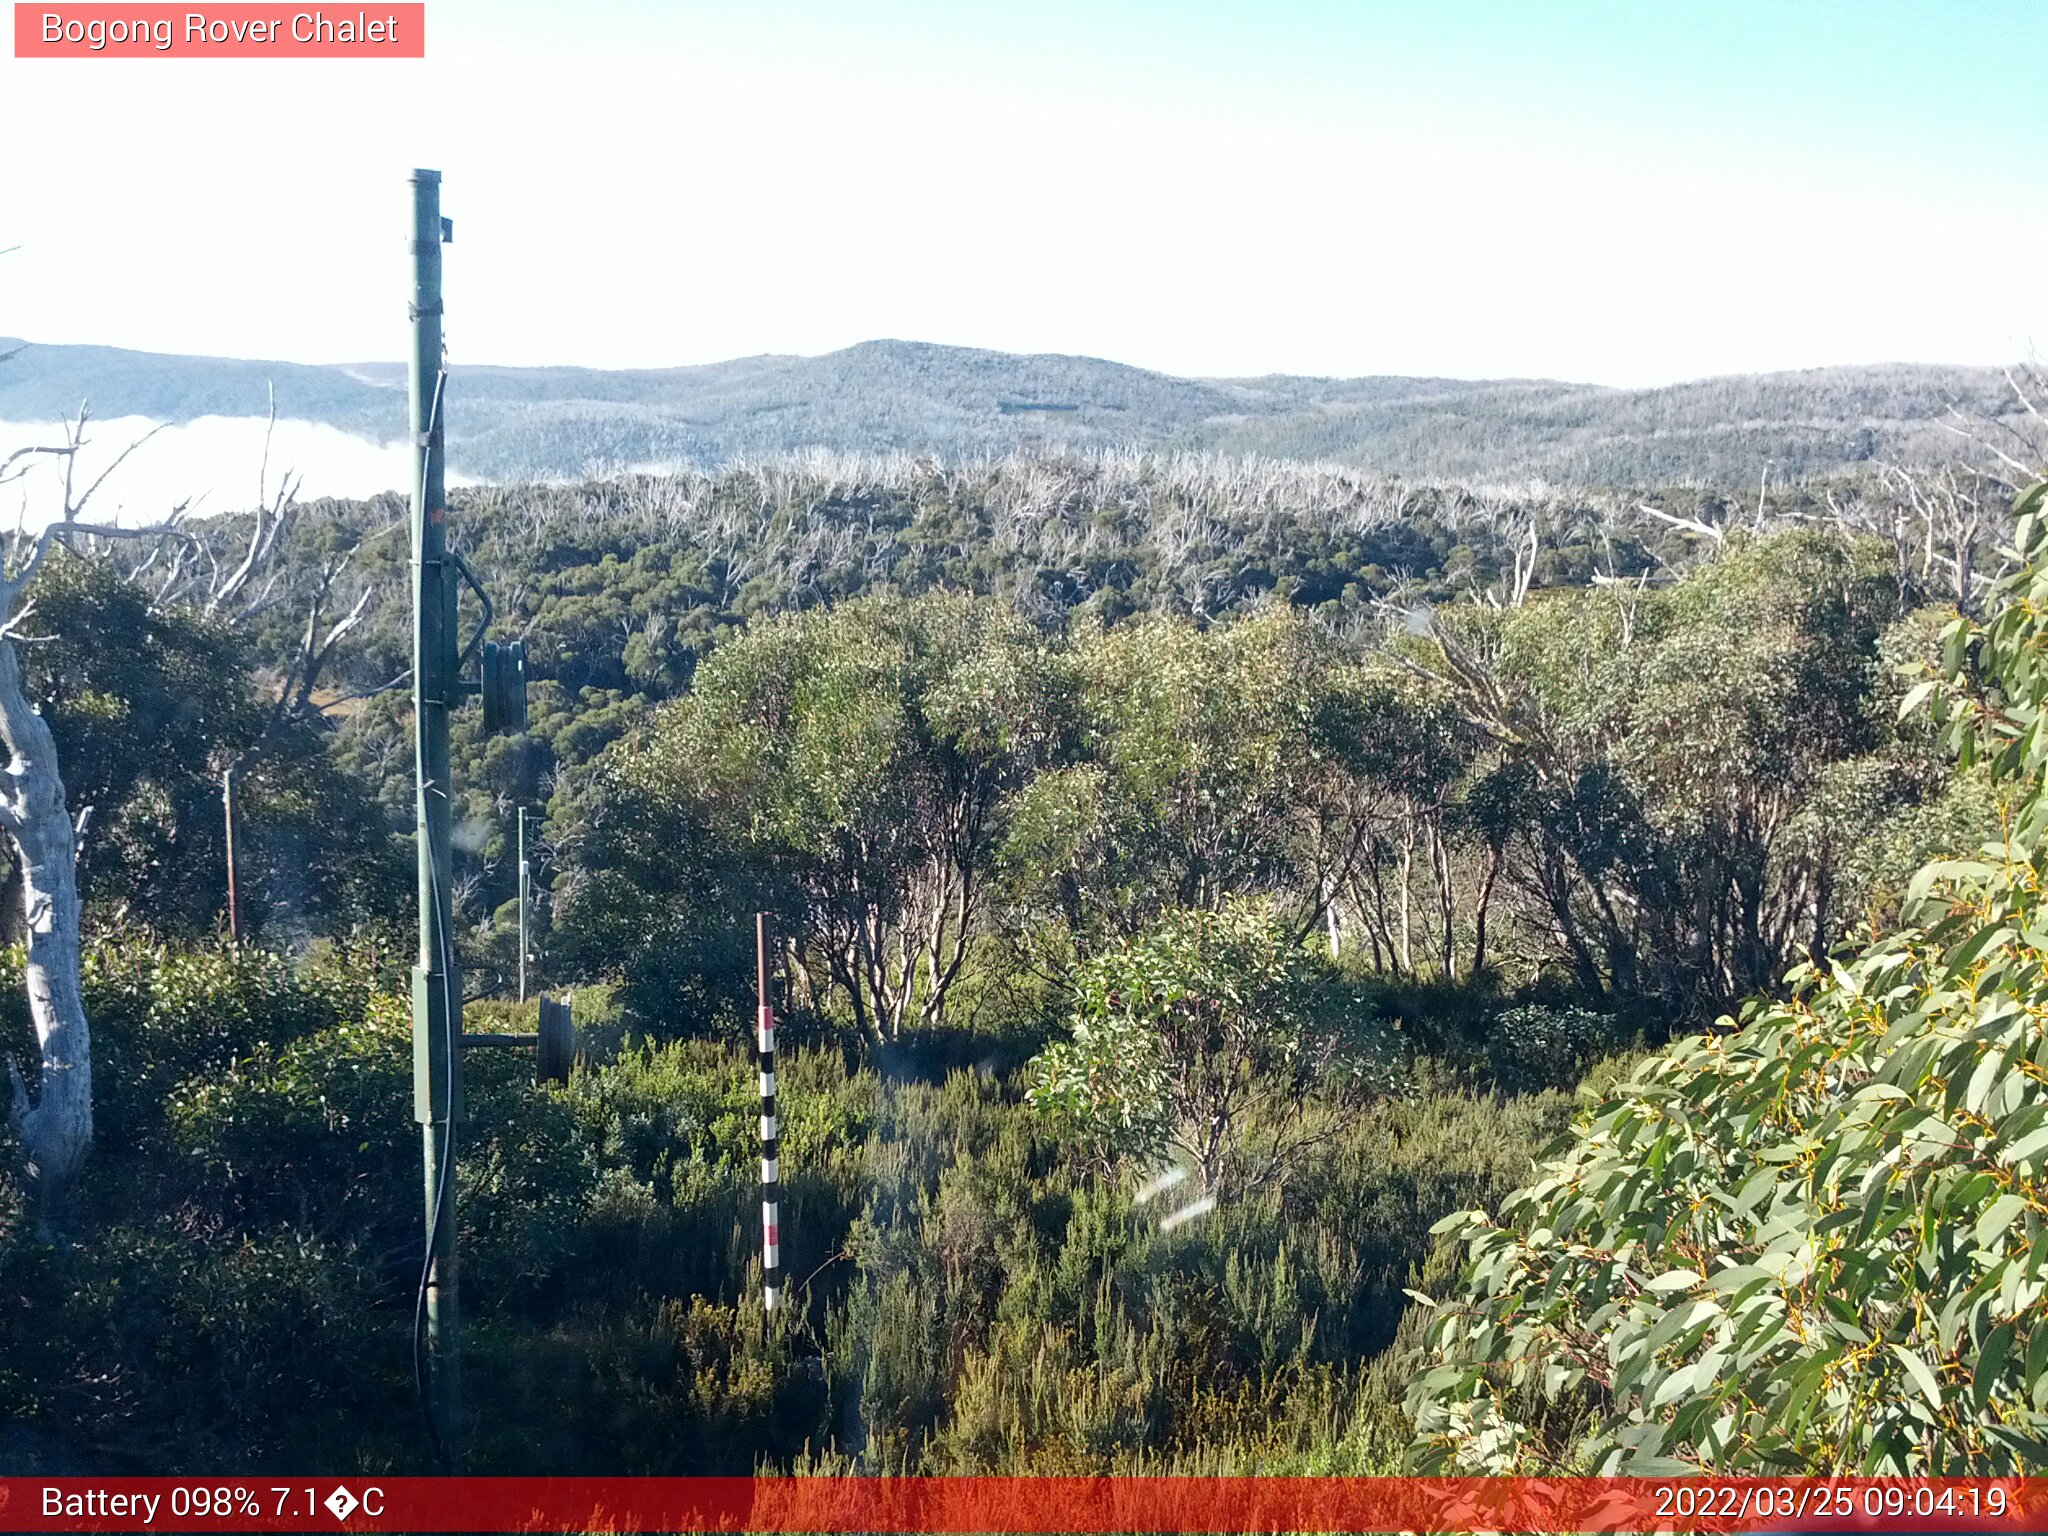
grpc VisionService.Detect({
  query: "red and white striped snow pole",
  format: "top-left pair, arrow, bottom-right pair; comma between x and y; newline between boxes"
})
756,912 -> 781,1312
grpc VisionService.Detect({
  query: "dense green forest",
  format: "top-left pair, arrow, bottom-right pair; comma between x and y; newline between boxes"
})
3,446 -> 2046,1475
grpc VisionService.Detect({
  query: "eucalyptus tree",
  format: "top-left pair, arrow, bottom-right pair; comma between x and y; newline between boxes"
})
13,554 -> 257,934
0,406 -> 387,1216
0,412 -> 196,1213
565,592 -> 1073,1040
1408,484 -> 2048,1473
1009,607 -> 1376,949
1407,530 -> 1944,1015
1324,661 -> 1481,977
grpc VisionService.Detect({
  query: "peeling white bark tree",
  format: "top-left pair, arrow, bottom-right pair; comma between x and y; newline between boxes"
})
0,597 -> 89,1208
0,401 -> 380,1217
0,409 -> 192,1215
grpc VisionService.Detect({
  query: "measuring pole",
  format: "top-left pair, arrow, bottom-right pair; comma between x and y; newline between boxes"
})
517,806 -> 530,1003
408,166 -> 462,1461
757,912 -> 781,1312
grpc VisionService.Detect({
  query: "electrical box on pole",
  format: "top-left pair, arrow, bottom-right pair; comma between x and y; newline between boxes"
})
481,639 -> 527,737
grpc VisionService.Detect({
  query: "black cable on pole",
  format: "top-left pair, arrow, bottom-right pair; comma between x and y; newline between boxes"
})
411,839 -> 457,1473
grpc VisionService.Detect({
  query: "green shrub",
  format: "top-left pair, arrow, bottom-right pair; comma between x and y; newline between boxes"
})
468,1292 -> 827,1474
166,996 -> 416,1240
805,1045 -> 1567,1473
1,925 -> 1573,1475
30,941 -> 362,1180
1407,483 -> 2048,1474
18,1225 -> 405,1469
167,990 -> 599,1304
1484,1003 -> 1632,1093
1027,901 -> 1399,1190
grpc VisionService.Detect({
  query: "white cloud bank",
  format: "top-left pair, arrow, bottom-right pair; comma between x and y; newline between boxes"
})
0,415 -> 474,526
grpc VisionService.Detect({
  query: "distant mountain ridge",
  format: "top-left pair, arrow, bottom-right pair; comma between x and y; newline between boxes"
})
0,335 -> 2024,488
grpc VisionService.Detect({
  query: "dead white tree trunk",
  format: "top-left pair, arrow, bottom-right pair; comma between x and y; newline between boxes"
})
0,405 -> 193,1217
0,616 -> 89,1212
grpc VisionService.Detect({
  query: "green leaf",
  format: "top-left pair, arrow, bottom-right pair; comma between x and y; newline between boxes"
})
1946,924 -> 2016,976
1645,1268 -> 1703,1293
1888,1344 -> 1945,1412
2001,1125 -> 2048,1169
1975,1193 -> 2030,1250
1966,1049 -> 2008,1117
1974,1320 -> 2016,1414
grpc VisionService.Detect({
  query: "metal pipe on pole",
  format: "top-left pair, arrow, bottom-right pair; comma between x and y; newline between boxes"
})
221,766 -> 240,942
517,806 -> 529,1004
408,165 -> 462,1466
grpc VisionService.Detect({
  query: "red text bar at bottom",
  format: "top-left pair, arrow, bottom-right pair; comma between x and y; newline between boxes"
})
3,1476 -> 2047,1534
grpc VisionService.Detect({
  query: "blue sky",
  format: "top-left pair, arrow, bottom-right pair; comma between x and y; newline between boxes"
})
0,0 -> 2040,384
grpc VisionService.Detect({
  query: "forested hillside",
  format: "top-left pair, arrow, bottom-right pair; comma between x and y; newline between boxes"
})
1,442 -> 2043,1475
1,335 -> 2033,486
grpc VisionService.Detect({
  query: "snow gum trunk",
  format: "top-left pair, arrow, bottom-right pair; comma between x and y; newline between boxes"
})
0,635 -> 89,1212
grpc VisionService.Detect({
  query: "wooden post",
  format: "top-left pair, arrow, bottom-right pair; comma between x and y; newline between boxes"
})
757,912 -> 781,1312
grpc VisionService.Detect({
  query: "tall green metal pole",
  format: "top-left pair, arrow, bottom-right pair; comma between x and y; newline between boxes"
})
408,166 -> 462,1462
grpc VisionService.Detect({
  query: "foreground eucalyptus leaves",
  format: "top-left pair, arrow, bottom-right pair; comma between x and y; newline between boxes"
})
1408,482 -> 2048,1474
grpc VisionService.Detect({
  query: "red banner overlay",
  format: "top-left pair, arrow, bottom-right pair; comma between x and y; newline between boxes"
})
0,1478 -> 2044,1533
13,4 -> 423,57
